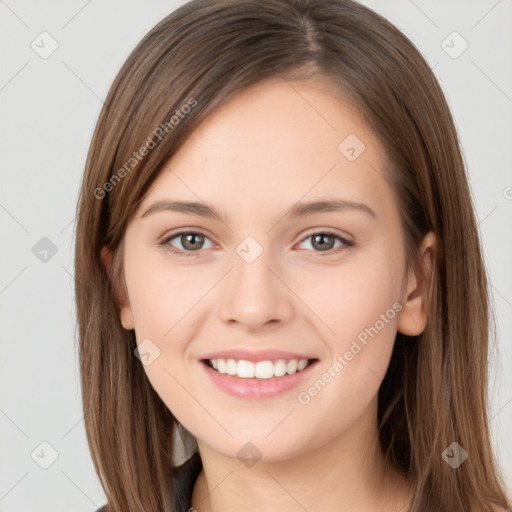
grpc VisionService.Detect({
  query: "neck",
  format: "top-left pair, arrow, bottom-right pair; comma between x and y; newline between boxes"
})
190,407 -> 413,512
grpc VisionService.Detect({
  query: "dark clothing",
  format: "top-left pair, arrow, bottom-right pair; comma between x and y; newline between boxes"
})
95,452 -> 202,512
170,451 -> 203,511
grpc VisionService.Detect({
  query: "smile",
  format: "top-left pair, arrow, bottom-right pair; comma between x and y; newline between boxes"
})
200,358 -> 319,400
205,358 -> 313,379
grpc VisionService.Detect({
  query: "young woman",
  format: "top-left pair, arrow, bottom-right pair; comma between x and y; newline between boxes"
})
74,0 -> 511,511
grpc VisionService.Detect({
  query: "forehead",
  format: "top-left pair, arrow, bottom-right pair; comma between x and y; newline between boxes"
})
138,76 -> 395,224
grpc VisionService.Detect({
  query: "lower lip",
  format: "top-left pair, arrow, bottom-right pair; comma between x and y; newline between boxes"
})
200,360 -> 318,400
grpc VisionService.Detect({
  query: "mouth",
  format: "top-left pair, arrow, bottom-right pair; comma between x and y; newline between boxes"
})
201,357 -> 319,380
200,356 -> 319,399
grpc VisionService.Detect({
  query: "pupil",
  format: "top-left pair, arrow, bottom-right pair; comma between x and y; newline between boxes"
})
183,233 -> 203,250
313,234 -> 333,251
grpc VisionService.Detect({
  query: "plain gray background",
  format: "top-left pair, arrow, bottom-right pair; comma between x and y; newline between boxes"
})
1,0 -> 511,510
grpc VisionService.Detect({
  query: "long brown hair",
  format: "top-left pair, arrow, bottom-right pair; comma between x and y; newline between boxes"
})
73,1 -> 510,511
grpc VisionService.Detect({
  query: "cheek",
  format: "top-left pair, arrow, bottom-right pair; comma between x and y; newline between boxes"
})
123,251 -> 222,404
293,248 -> 403,412
124,260 -> 203,420
125,250 -> 213,341
298,246 -> 403,346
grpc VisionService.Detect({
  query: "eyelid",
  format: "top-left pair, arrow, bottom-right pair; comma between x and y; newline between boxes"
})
161,227 -> 216,243
298,227 -> 354,245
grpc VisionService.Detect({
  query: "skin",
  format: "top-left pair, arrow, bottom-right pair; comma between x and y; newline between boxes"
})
102,75 -> 437,512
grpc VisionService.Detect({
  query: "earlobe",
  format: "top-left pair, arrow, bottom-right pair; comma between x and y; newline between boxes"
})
100,245 -> 135,331
397,231 -> 437,337
119,306 -> 135,331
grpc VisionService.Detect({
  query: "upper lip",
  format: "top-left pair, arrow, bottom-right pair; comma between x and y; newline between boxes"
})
200,348 -> 318,363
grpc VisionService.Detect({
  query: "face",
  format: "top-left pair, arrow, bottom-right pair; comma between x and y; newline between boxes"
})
105,76 -> 433,462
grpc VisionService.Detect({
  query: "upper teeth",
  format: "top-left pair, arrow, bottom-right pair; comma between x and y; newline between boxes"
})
209,358 -> 309,379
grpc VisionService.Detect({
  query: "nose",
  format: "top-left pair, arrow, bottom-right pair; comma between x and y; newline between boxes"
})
218,245 -> 294,332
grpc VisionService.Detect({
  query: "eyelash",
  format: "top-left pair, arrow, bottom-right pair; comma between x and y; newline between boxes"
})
159,229 -> 354,258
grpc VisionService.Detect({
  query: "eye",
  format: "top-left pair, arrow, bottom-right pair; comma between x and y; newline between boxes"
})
160,230 -> 215,257
160,229 -> 353,257
296,230 -> 354,255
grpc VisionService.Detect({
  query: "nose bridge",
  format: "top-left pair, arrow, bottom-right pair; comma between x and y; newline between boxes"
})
218,236 -> 293,329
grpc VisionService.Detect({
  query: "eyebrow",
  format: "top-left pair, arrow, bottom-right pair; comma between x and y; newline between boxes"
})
140,198 -> 377,221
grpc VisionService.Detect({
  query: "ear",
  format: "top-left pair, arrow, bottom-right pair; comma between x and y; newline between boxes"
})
100,245 -> 135,330
397,231 -> 437,336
